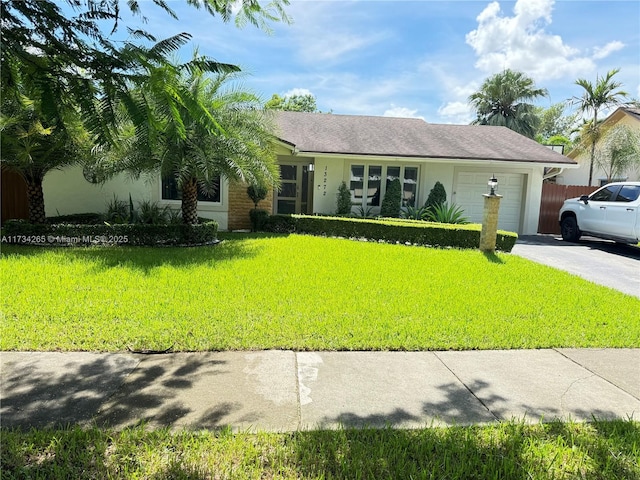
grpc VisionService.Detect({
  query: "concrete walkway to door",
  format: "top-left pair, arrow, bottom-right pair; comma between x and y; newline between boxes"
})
511,235 -> 640,298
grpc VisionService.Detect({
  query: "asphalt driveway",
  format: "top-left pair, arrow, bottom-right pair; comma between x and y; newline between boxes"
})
511,235 -> 640,298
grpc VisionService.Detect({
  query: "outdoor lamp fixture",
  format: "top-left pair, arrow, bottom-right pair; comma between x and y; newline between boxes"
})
308,163 -> 315,172
488,175 -> 498,196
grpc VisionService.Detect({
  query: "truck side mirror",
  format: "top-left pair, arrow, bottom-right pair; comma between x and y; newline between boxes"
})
580,195 -> 589,204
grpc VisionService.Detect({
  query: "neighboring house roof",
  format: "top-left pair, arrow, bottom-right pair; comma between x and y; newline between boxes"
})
275,111 -> 576,165
567,106 -> 640,159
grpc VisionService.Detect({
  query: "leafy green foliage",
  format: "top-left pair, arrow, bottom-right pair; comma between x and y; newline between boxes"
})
425,202 -> 470,224
3,235 -> 639,352
425,181 -> 447,210
380,178 -> 402,217
1,219 -> 217,246
247,183 -> 268,209
534,103 -> 578,141
105,195 -> 131,224
265,93 -> 318,112
293,215 -> 501,249
401,205 -> 429,220
594,124 -> 640,182
469,69 -> 548,138
250,209 -> 269,232
336,181 -> 353,215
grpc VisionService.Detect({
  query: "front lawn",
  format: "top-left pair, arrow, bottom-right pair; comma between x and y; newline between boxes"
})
1,234 -> 638,351
2,420 -> 639,479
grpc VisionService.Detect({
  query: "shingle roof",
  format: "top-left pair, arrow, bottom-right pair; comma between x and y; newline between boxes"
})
275,111 -> 576,165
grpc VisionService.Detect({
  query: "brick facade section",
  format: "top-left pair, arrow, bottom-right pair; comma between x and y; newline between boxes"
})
227,182 -> 273,231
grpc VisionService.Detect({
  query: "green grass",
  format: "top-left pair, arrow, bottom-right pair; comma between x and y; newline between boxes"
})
1,234 -> 638,351
2,420 -> 639,479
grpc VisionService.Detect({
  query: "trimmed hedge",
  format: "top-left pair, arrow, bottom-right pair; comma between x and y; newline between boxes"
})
1,220 -> 218,246
263,214 -> 517,252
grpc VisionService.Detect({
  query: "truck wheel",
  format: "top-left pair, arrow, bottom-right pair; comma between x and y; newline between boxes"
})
561,216 -> 581,242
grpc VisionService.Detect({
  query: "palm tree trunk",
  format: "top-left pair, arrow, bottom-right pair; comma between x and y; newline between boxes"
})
588,139 -> 596,186
25,176 -> 47,224
588,110 -> 598,186
181,177 -> 199,225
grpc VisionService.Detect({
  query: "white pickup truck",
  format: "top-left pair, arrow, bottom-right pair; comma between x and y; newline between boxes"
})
559,181 -> 640,244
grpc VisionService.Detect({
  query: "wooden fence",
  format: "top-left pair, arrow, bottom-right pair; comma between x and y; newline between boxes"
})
1,168 -> 29,224
537,183 -> 599,234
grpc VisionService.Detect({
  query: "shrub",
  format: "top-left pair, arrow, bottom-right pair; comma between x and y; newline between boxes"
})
46,213 -> 104,225
250,209 -> 269,232
105,195 -> 130,223
263,215 -> 297,233
138,200 -> 170,225
380,178 -> 401,217
401,205 -> 428,221
425,202 -> 469,224
336,181 -> 353,215
1,220 -> 218,246
354,205 -> 375,218
292,215 -> 517,252
425,181 -> 447,210
247,183 -> 268,209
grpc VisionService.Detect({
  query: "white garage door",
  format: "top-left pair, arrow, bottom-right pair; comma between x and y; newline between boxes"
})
453,171 -> 525,233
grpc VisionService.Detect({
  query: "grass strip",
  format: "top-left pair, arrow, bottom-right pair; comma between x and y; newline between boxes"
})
2,234 -> 639,351
1,420 -> 639,479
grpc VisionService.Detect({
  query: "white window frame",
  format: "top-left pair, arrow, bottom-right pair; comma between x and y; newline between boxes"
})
349,163 -> 420,212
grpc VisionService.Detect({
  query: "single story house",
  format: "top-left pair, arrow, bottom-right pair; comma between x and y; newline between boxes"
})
556,106 -> 640,187
37,111 -> 576,234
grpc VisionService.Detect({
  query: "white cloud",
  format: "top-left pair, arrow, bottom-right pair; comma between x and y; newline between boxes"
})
283,88 -> 314,98
592,41 -> 625,60
465,0 -> 597,80
383,106 -> 425,120
437,102 -> 475,124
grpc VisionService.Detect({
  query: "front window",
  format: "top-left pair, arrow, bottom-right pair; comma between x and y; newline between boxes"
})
162,176 -> 221,203
350,164 -> 419,212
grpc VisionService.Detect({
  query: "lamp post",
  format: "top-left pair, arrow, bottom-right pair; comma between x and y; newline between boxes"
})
479,175 -> 502,252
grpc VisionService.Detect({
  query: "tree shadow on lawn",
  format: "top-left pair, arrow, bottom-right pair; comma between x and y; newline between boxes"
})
0,239 -> 262,273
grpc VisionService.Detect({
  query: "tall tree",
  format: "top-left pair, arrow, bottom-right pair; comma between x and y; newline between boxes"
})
0,57 -> 91,223
468,69 -> 548,138
570,69 -> 628,185
265,93 -> 318,112
534,103 -> 578,142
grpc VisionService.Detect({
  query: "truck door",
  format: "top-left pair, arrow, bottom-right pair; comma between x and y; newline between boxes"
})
606,184 -> 640,239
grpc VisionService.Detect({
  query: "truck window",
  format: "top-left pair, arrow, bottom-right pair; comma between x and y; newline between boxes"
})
590,185 -> 620,201
615,185 -> 640,202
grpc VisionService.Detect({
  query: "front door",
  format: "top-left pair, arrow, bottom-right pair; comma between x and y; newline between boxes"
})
275,163 -> 312,214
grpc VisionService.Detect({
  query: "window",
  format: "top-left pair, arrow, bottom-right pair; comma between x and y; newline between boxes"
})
403,167 -> 418,207
615,185 -> 640,202
590,184 -> 620,202
161,176 -> 221,203
350,164 -> 419,210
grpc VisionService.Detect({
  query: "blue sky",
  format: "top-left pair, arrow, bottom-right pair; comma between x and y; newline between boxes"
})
105,0 -> 639,123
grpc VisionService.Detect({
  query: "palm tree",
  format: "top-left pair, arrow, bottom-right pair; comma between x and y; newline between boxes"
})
0,57 -> 91,223
468,69 -> 548,138
570,69 -> 628,185
104,65 -> 279,225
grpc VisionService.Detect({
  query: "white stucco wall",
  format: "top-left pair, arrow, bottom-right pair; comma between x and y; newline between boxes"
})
43,165 -> 229,229
43,166 -> 153,217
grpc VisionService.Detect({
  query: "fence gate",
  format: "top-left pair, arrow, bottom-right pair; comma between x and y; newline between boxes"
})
538,184 -> 599,234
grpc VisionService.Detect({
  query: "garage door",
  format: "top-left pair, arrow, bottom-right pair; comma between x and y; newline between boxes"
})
453,171 -> 524,233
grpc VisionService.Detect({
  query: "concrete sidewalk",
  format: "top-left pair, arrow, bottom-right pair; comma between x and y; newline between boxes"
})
1,349 -> 638,431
